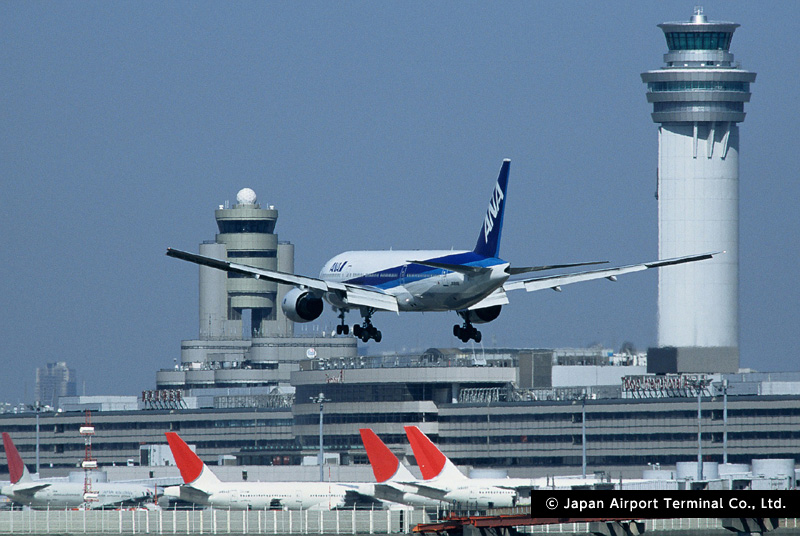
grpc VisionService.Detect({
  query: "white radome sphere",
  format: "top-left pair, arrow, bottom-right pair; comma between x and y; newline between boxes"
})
236,188 -> 257,205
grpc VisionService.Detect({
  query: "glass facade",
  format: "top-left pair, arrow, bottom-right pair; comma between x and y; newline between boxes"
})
652,101 -> 744,114
665,31 -> 732,50
227,250 -> 277,258
217,220 -> 276,234
647,81 -> 749,93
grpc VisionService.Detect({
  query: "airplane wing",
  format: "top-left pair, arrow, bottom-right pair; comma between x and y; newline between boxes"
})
166,248 -> 399,313
7,482 -> 51,495
504,252 -> 719,293
467,288 -> 509,310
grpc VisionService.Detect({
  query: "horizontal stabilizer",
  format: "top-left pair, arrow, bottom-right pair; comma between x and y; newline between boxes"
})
408,260 -> 491,276
507,260 -> 608,275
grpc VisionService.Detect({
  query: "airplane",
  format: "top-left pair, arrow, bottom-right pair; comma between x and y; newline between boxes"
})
1,432 -> 154,509
166,159 -> 717,344
403,426 -> 647,493
359,428 -> 516,509
403,426 -> 540,494
163,432 -> 375,510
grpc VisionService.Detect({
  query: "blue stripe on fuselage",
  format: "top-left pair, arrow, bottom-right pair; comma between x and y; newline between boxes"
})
345,252 -> 504,289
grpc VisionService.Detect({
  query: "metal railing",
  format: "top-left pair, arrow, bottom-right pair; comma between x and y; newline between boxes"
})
0,507 -> 426,535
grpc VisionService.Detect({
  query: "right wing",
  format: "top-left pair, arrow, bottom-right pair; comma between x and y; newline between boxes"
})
166,248 -> 399,312
504,252 -> 719,293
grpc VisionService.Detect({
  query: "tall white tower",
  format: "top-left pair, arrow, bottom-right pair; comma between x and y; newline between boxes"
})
642,8 -> 755,373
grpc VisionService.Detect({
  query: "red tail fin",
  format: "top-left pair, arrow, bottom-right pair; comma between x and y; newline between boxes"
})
2,432 -> 26,484
403,426 -> 446,480
359,429 -> 400,483
165,432 -> 204,484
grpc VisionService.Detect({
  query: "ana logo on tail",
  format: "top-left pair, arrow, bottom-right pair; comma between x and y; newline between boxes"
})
473,159 -> 510,258
484,181 -> 505,242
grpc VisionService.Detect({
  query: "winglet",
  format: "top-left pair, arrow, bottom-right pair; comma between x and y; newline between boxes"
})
473,159 -> 510,259
404,426 -> 467,481
360,429 -> 401,483
165,432 -> 215,488
2,432 -> 28,484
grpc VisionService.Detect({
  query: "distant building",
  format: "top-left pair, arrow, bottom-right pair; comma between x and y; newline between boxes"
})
35,362 -> 76,408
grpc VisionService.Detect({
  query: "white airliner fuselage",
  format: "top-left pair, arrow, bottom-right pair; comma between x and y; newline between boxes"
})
321,250 -> 509,312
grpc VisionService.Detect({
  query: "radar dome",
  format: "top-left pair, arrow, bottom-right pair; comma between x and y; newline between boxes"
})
236,188 -> 257,205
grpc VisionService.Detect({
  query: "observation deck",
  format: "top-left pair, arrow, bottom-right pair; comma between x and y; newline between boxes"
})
641,7 -> 755,124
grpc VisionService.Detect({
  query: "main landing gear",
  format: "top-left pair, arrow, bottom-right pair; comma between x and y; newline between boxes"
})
454,317 -> 482,343
352,309 -> 382,343
335,309 -> 350,335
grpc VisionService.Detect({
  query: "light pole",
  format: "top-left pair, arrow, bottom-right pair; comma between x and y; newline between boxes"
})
581,395 -> 587,479
309,393 -> 329,482
33,401 -> 42,475
722,379 -> 729,465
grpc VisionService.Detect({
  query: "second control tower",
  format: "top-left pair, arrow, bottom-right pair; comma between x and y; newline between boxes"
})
642,8 -> 755,373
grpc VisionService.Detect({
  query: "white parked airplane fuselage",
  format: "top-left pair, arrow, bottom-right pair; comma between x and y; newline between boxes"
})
320,250 -> 509,312
1,482 -> 153,509
168,480 -> 350,510
164,432 -> 366,510
2,432 -> 153,509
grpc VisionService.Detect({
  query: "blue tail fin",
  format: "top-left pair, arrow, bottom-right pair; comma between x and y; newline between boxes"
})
473,159 -> 510,258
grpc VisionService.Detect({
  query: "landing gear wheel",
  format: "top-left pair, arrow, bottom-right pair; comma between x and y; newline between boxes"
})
453,321 -> 481,343
336,310 -> 350,336
355,309 -> 382,343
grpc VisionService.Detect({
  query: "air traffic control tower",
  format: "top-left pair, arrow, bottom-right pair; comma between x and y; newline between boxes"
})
199,188 -> 293,338
642,8 -> 755,373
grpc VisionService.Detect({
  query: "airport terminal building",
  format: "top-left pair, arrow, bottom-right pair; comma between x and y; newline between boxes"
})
2,348 -> 799,483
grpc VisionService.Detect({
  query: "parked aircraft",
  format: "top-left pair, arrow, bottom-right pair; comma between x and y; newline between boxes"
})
167,160 -> 717,343
359,429 -> 516,508
1,432 -> 154,509
403,426 -> 540,494
163,432 -> 373,510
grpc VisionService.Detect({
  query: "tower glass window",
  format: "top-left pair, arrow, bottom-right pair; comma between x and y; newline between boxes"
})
217,220 -> 276,234
665,32 -> 732,51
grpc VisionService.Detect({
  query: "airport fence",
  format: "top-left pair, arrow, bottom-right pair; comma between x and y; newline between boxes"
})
0,507 -> 426,535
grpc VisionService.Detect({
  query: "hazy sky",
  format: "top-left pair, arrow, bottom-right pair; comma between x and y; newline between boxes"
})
2,2 -> 798,404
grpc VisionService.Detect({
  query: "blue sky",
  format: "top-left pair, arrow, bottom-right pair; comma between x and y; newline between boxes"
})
2,2 -> 798,403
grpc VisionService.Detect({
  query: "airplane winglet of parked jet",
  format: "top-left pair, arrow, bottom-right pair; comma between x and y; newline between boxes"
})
167,159 -> 719,344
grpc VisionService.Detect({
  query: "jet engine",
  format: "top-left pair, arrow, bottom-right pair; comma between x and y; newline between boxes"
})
281,287 -> 324,323
459,305 -> 502,324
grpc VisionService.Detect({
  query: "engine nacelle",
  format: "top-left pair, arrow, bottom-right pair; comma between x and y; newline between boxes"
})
281,287 -> 324,323
460,305 -> 502,324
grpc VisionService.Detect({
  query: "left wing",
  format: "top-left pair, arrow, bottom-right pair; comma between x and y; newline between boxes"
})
504,252 -> 719,293
166,248 -> 398,313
